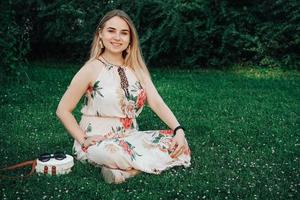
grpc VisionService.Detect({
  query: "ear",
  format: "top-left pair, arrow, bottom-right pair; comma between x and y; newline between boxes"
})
98,29 -> 103,38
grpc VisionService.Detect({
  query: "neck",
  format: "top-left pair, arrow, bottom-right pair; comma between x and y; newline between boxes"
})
101,51 -> 124,66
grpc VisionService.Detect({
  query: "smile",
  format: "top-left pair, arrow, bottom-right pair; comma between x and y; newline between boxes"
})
111,42 -> 122,47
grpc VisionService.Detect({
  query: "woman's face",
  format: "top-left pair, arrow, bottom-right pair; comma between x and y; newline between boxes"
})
100,16 -> 130,54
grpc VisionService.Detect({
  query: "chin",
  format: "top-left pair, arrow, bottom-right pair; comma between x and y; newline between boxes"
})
107,47 -> 126,54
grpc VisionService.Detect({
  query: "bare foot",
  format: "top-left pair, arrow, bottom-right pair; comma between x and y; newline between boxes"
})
121,169 -> 141,179
101,167 -> 125,184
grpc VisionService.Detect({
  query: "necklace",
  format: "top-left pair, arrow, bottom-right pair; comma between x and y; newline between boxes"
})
101,56 -> 125,68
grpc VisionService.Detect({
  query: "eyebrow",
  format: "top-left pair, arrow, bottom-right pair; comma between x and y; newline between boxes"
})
107,27 -> 129,32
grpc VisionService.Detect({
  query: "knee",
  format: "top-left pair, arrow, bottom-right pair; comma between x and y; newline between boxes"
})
87,141 -> 131,169
86,142 -> 120,166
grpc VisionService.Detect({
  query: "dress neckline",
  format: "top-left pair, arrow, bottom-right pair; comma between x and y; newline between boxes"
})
96,57 -> 130,99
96,58 -> 127,70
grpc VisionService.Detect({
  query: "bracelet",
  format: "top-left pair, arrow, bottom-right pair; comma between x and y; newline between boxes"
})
80,136 -> 88,152
173,125 -> 185,136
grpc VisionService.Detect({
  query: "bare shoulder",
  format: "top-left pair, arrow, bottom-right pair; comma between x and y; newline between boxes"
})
82,59 -> 104,74
80,59 -> 105,84
143,73 -> 154,88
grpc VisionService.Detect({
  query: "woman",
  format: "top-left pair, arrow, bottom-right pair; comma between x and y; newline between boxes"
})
56,9 -> 191,184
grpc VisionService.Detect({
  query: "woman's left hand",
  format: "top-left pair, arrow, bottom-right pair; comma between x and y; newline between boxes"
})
170,129 -> 189,158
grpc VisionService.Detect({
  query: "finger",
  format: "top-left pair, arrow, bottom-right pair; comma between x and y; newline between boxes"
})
182,146 -> 188,155
171,148 -> 182,158
92,135 -> 102,140
171,145 -> 183,158
90,140 -> 98,146
93,138 -> 103,142
169,139 -> 177,151
87,138 -> 96,146
93,135 -> 105,142
177,146 -> 184,157
89,139 -> 96,145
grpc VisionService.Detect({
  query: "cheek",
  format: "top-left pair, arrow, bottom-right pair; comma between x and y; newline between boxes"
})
122,35 -> 130,43
102,33 -> 113,41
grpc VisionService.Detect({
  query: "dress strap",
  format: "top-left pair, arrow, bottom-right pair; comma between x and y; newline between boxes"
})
97,58 -> 108,68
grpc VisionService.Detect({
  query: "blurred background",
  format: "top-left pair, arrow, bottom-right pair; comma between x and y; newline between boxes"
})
1,0 -> 299,82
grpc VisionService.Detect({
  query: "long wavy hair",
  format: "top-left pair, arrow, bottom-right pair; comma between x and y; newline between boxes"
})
87,9 -> 150,83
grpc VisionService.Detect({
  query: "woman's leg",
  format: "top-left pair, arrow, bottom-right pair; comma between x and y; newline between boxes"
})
86,140 -> 141,183
101,167 -> 141,184
121,168 -> 141,179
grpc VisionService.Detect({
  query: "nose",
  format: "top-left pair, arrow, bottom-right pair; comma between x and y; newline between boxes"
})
113,32 -> 121,40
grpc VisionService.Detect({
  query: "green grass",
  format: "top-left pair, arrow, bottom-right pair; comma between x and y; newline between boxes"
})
0,62 -> 299,199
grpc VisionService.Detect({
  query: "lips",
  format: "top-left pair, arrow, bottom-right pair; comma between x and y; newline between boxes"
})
111,42 -> 122,47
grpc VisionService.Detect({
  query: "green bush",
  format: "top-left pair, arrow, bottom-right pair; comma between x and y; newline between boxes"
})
2,0 -> 299,71
0,0 -> 31,82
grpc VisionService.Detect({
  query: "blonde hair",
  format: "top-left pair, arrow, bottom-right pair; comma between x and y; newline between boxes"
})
87,9 -> 150,83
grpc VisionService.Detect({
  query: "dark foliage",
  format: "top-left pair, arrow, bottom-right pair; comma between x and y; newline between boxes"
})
1,0 -> 299,79
0,0 -> 31,82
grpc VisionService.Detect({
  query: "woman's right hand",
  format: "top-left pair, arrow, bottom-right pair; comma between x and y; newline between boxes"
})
82,135 -> 106,148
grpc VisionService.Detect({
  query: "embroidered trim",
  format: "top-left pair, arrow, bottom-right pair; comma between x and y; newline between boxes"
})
117,67 -> 130,98
97,58 -> 130,99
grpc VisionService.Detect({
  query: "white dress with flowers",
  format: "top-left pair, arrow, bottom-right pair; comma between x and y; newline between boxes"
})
72,63 -> 191,174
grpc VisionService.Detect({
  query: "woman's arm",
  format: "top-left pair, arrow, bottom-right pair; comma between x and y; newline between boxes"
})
143,76 -> 188,158
56,61 -> 102,145
143,76 -> 181,130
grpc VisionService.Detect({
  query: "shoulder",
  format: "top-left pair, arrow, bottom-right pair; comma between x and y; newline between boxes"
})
70,59 -> 105,85
142,72 -> 153,87
131,67 -> 152,88
82,59 -> 105,74
79,59 -> 105,80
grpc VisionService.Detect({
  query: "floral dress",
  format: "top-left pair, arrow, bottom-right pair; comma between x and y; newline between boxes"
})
72,62 -> 191,174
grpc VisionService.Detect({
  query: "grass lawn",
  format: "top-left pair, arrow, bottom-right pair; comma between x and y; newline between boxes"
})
0,62 -> 299,199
